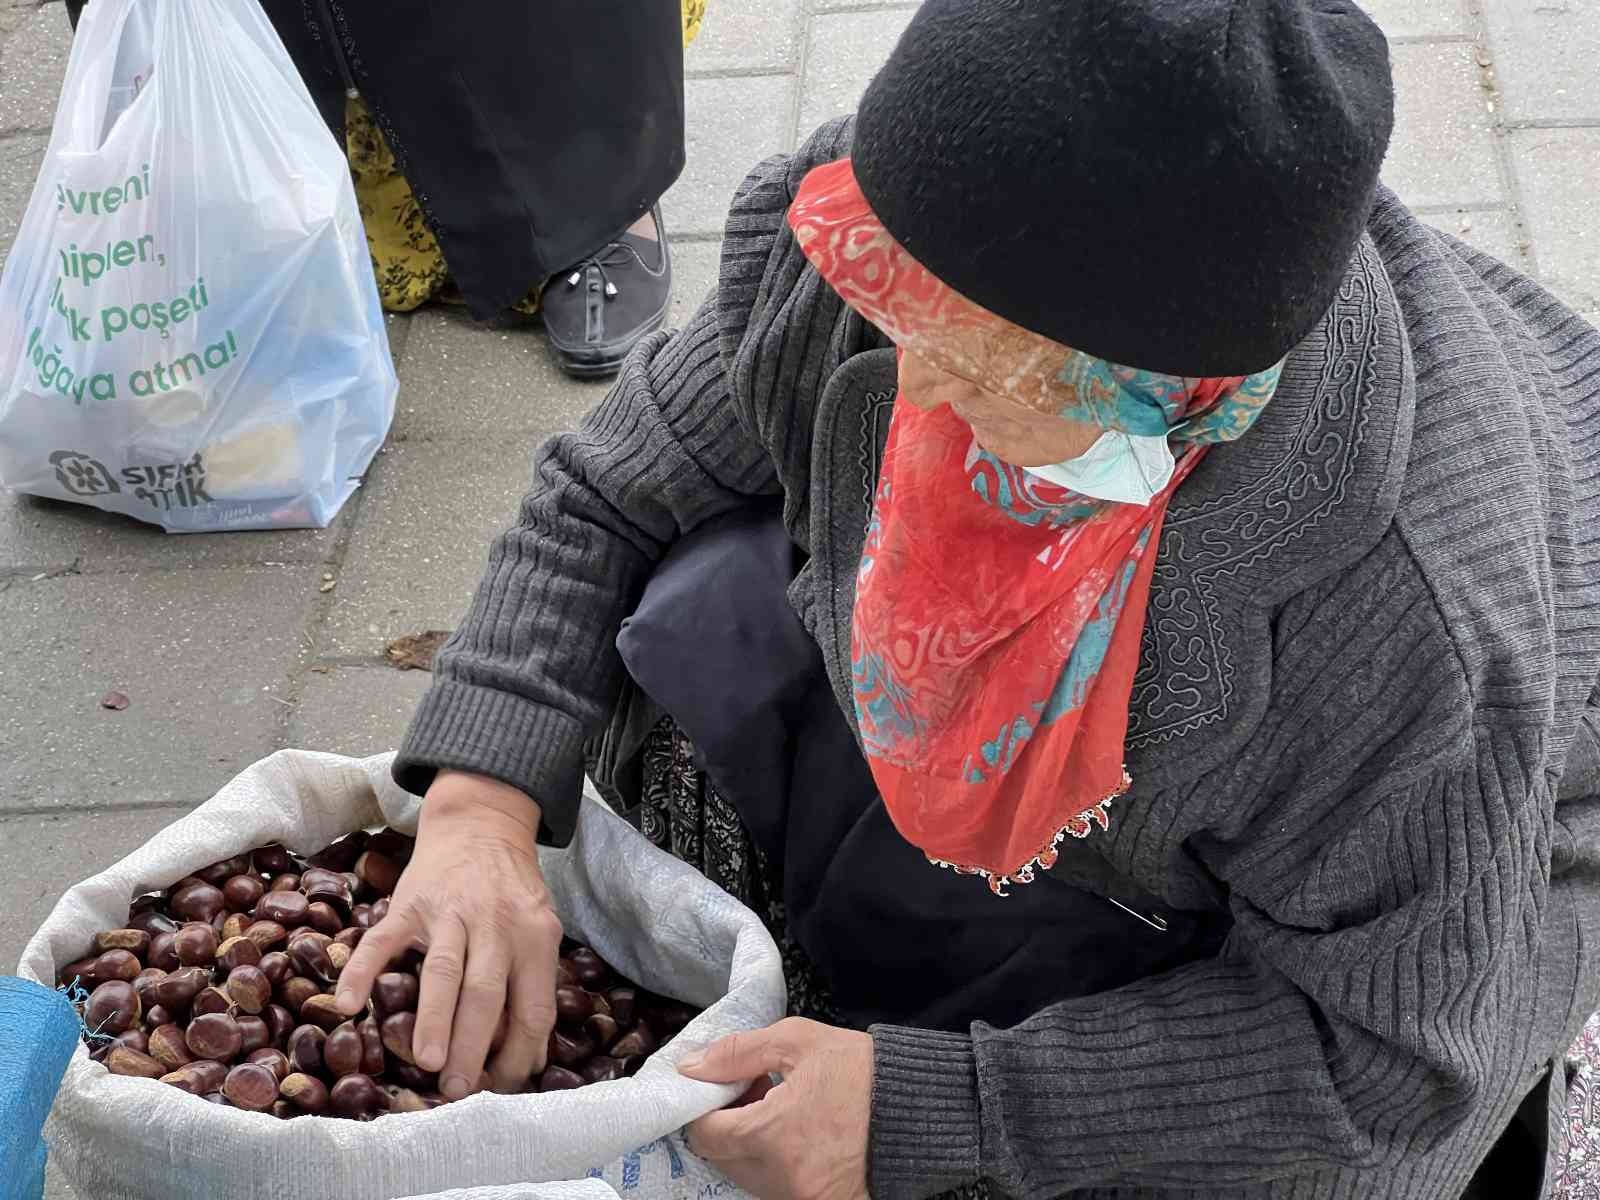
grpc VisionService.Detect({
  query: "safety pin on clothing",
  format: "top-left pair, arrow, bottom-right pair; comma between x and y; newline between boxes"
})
1107,896 -> 1168,932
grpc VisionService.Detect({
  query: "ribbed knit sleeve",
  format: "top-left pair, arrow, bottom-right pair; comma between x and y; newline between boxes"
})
393,119 -> 860,840
868,531 -> 1550,1197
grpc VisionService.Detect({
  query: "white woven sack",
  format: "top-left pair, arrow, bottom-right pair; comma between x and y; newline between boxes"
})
17,750 -> 785,1200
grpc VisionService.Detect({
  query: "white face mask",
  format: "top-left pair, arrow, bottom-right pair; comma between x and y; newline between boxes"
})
1021,428 -> 1176,507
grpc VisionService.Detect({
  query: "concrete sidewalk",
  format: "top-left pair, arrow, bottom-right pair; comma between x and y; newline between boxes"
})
0,0 -> 1597,1192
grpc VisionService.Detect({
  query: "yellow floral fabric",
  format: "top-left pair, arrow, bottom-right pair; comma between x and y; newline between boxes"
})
349,0 -> 706,315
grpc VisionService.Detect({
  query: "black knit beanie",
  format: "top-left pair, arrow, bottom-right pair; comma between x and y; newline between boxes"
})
851,0 -> 1395,377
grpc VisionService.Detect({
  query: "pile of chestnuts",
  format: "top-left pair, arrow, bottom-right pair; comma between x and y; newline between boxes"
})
61,827 -> 699,1119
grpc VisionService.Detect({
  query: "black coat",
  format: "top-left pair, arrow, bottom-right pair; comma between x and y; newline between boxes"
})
262,0 -> 687,318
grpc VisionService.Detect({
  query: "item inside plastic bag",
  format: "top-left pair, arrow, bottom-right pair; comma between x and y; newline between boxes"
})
17,750 -> 784,1200
0,0 -> 396,531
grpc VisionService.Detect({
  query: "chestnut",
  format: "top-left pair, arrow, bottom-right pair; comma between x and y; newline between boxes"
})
149,966 -> 210,1011
325,943 -> 352,975
298,867 -> 344,894
85,980 -> 140,1035
254,892 -> 309,928
59,956 -> 100,989
658,1004 -> 696,1036
308,830 -> 368,872
368,829 -> 414,865
170,883 -> 226,925
306,901 -> 345,938
112,1028 -> 150,1055
148,931 -> 180,972
334,927 -> 364,951
286,1025 -> 327,1075
247,1047 -> 290,1082
220,913 -> 253,942
95,929 -> 152,958
547,1028 -> 595,1069
236,1015 -> 272,1056
354,851 -> 401,897
605,987 -> 637,1029
323,1021 -> 364,1077
380,1012 -> 417,1065
580,1056 -> 625,1085
358,1015 -> 386,1075
226,965 -> 272,1014
191,987 -> 235,1018
242,920 -> 287,951
222,874 -> 266,914
555,959 -> 577,988
252,845 -> 295,876
127,910 -> 178,938
330,1073 -> 388,1119
186,1012 -> 243,1061
290,936 -> 335,984
217,936 -> 262,974
270,1099 -> 294,1118
538,1066 -> 586,1092
257,951 -> 292,988
132,968 -> 166,1004
555,985 -> 594,1027
105,1046 -> 166,1079
385,1087 -> 430,1114
373,972 -> 419,1016
583,1013 -> 619,1052
222,1063 -> 279,1112
93,949 -> 142,983
619,1054 -> 647,1077
278,976 -> 320,1015
173,923 -> 218,967
160,1059 -> 227,1095
387,1063 -> 438,1092
368,898 -> 391,928
568,948 -> 610,989
300,994 -> 347,1032
279,1072 -> 329,1115
264,1003 -> 296,1045
144,1005 -> 172,1030
351,904 -> 373,930
268,873 -> 302,893
149,1024 -> 195,1071
196,855 -> 253,887
209,911 -> 229,936
610,1025 -> 658,1060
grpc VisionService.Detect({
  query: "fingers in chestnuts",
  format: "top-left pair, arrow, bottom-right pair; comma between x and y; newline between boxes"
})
380,1012 -> 417,1065
373,972 -> 419,1016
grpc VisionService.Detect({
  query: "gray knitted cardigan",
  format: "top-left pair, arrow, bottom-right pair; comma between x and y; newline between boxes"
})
397,118 -> 1600,1199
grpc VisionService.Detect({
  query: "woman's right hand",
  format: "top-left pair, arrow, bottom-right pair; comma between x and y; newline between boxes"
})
334,769 -> 562,1100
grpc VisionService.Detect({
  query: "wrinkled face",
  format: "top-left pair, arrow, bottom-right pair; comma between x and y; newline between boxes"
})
898,351 -> 1102,468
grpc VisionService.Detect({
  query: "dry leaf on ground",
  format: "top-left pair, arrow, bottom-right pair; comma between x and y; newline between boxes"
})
100,691 -> 130,710
384,631 -> 452,671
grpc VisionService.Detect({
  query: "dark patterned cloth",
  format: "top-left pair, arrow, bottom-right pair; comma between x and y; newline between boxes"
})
638,720 -> 840,1028
1557,1012 -> 1600,1199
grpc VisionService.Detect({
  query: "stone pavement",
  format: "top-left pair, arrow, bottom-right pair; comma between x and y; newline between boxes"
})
0,0 -> 1597,1192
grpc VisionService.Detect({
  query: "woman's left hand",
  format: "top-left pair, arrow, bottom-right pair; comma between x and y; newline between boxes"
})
679,1018 -> 873,1200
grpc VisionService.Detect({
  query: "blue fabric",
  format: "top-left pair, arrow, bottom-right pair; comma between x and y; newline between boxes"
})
0,977 -> 81,1200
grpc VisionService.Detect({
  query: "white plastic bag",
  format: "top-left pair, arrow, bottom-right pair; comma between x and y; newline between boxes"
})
0,0 -> 396,531
17,751 -> 785,1199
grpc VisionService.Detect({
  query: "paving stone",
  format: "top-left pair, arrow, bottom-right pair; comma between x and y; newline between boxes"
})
1481,0 -> 1600,124
1422,207 -> 1531,271
0,3 -> 70,132
46,1162 -> 77,1200
685,0 -> 801,73
1383,42 -> 1502,211
662,74 -> 794,236
1509,128 -> 1600,313
286,663 -> 432,757
798,7 -> 916,137
318,439 -> 534,658
0,489 -> 351,574
1357,0 -> 1468,40
391,309 -> 605,442
0,804 -> 191,974
0,133 -> 46,263
0,564 -> 319,812
668,239 -> 721,332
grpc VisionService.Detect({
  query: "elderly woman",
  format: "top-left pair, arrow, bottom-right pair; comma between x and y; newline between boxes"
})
334,1 -> 1600,1196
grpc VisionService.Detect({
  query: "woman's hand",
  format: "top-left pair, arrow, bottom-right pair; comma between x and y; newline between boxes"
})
334,769 -> 562,1100
679,1018 -> 873,1200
